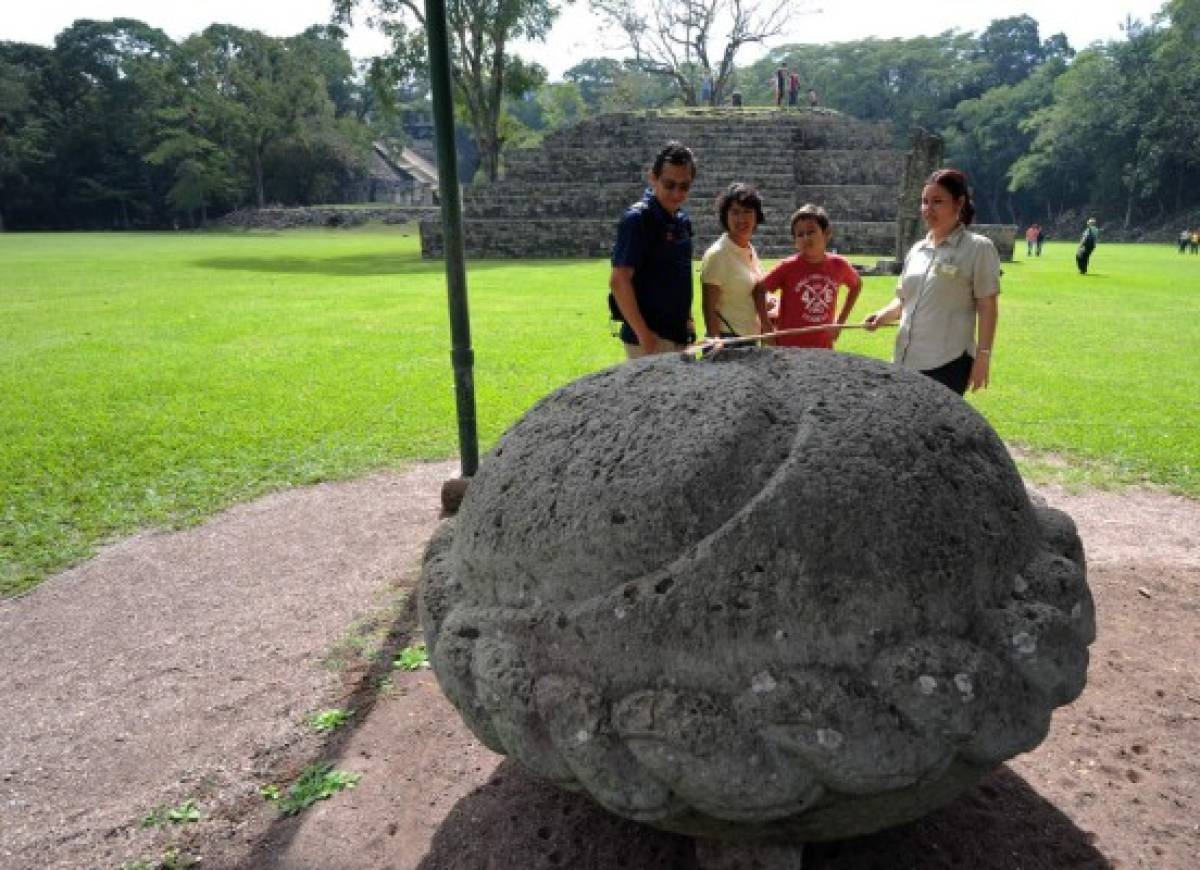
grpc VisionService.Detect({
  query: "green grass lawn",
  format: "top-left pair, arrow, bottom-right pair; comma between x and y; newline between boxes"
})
1,229 -> 1196,595
841,240 -> 1199,494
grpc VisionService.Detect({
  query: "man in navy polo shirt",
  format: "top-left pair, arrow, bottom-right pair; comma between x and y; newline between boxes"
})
609,141 -> 696,358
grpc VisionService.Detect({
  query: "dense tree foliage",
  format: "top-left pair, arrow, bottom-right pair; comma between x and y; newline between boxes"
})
0,20 -> 376,228
728,3 -> 1199,226
3,3 -> 1198,230
1009,1 -> 1200,227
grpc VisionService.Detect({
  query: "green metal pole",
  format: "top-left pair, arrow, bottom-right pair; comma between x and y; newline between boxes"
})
424,0 -> 479,477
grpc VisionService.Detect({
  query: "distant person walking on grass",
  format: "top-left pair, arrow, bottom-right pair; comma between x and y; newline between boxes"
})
1179,229 -> 1190,254
863,168 -> 1000,396
1025,224 -> 1038,256
788,70 -> 800,106
1191,229 -> 1199,254
774,65 -> 786,107
1036,224 -> 1045,255
808,88 -> 819,108
1076,218 -> 1100,275
608,142 -> 696,359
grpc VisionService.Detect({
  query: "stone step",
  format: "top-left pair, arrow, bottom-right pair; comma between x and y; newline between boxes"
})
419,218 -> 898,260
796,151 -> 907,186
547,121 -> 896,150
547,109 -> 887,130
501,151 -> 903,187
506,142 -> 897,161
503,149 -> 805,171
463,183 -> 897,221
466,182 -> 814,202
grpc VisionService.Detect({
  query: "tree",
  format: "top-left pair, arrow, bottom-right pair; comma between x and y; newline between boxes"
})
333,0 -> 561,181
563,57 -> 624,112
1006,9 -> 1200,228
758,34 -> 982,136
144,108 -> 241,225
0,49 -> 52,230
43,19 -> 177,228
191,25 -> 334,208
1008,50 -> 1126,221
291,25 -> 360,118
1144,0 -> 1200,212
944,58 -> 1064,223
563,57 -> 679,112
589,0 -> 803,106
973,15 -> 1047,91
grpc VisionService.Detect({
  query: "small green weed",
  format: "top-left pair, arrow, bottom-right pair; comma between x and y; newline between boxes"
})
139,799 -> 200,829
120,845 -> 200,870
306,707 -> 353,733
259,783 -> 282,801
160,847 -> 200,870
275,763 -> 362,815
394,642 -> 429,671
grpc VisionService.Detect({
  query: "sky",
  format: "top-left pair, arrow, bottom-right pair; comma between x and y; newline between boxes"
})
3,1 -> 1171,80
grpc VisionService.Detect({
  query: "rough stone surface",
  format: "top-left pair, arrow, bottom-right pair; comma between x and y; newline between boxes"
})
420,348 -> 1093,842
896,129 -> 944,261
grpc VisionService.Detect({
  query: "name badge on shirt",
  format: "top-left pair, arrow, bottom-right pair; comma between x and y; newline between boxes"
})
934,261 -> 959,277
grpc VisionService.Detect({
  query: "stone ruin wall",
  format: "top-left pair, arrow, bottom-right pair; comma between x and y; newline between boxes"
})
216,205 -> 437,230
420,109 -> 1016,264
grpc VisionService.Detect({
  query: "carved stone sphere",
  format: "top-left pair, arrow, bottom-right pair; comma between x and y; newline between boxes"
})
420,349 -> 1093,841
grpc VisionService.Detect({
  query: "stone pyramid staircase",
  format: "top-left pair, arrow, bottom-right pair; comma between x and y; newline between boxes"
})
419,108 -> 906,261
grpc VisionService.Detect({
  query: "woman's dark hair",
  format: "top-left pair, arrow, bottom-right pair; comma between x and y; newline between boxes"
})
926,168 -> 976,226
652,141 -> 697,178
716,182 -> 765,231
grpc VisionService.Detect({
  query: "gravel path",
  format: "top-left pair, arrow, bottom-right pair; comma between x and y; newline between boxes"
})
1,464 -> 1197,869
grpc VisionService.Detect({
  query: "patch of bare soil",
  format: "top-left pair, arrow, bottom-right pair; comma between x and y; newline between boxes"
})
1,468 -> 1196,869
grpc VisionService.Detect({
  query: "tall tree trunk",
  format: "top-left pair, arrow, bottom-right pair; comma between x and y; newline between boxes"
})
255,145 -> 266,209
482,129 -> 500,182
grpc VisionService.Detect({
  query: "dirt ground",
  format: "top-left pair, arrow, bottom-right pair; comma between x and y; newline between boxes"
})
1,462 -> 1197,870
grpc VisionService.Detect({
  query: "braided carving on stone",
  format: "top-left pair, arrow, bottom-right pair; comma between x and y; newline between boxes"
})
420,349 -> 1092,841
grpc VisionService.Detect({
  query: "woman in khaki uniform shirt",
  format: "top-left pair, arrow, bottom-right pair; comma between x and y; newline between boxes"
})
864,168 -> 1000,395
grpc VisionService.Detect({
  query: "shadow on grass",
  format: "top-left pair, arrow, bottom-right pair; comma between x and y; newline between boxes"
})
194,253 -> 578,276
195,253 -> 439,277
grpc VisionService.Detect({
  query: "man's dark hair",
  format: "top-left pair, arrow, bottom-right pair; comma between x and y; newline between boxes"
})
716,183 -> 766,231
789,203 -> 830,235
652,141 -> 697,179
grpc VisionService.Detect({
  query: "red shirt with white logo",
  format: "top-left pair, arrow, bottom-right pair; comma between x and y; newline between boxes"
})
762,253 -> 861,348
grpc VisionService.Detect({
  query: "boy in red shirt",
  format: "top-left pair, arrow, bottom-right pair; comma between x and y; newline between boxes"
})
758,204 -> 862,349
